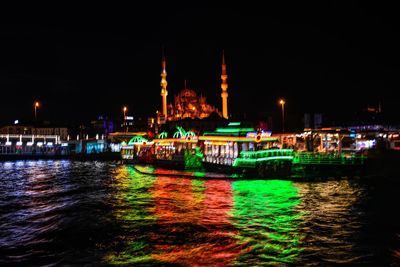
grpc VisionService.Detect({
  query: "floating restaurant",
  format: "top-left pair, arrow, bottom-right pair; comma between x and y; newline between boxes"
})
121,122 -> 294,177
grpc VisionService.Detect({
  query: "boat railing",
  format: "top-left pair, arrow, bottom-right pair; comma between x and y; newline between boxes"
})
293,151 -> 366,165
240,149 -> 294,159
233,149 -> 294,168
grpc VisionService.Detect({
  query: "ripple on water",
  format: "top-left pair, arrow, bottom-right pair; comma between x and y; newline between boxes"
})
0,161 -> 399,266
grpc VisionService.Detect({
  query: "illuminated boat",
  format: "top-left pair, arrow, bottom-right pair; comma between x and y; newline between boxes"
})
152,127 -> 202,169
121,124 -> 294,177
287,128 -> 368,177
121,135 -> 154,164
198,123 -> 294,177
122,126 -> 203,169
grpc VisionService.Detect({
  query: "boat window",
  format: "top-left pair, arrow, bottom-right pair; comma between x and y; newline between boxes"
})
242,143 -> 248,152
234,143 -> 238,157
249,142 -> 254,151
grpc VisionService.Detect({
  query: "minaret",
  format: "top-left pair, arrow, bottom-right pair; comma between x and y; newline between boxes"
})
221,50 -> 228,119
160,49 -> 168,117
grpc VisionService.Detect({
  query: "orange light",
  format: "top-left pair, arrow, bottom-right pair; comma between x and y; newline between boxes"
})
279,99 -> 285,105
123,106 -> 127,112
255,133 -> 262,143
35,101 -> 40,107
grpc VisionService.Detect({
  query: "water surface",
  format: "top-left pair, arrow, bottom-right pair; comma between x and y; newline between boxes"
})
0,160 -> 399,266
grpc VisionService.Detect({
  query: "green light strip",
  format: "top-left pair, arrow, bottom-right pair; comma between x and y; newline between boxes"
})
292,152 -> 366,165
240,149 -> 293,156
128,136 -> 149,145
215,127 -> 255,133
254,156 -> 293,161
233,156 -> 294,167
158,132 -> 168,139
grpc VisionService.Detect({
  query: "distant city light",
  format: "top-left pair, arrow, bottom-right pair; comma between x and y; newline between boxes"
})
14,120 -> 19,125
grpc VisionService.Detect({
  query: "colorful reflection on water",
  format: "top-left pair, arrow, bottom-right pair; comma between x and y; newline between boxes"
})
105,166 -> 157,265
231,180 -> 303,265
2,161 -> 399,266
106,166 -> 304,265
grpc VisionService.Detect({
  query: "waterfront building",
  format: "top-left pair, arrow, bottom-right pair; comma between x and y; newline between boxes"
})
0,121 -> 69,141
0,133 -> 68,155
90,116 -> 114,136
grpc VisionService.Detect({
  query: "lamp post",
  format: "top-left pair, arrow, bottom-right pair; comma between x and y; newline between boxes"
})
34,101 -> 40,121
279,99 -> 285,133
123,106 -> 127,132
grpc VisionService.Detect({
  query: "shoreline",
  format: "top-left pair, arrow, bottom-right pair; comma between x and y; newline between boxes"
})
0,153 -> 121,162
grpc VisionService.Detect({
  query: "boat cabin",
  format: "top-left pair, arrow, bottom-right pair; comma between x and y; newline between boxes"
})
198,123 -> 281,166
121,135 -> 154,160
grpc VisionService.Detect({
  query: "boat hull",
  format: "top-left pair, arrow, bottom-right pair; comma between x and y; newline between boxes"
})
202,160 -> 292,179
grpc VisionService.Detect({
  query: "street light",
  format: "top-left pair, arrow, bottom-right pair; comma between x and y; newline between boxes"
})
279,99 -> 285,133
123,106 -> 127,118
123,106 -> 127,132
34,101 -> 40,121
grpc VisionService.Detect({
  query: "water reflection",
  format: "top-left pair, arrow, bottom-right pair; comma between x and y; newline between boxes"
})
105,165 -> 157,265
230,180 -> 303,265
295,181 -> 366,264
1,161 -> 399,266
107,166 -> 240,265
106,168 -> 400,266
149,178 -> 239,266
106,167 -> 306,266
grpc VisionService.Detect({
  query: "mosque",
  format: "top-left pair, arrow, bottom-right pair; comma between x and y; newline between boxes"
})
159,51 -> 229,123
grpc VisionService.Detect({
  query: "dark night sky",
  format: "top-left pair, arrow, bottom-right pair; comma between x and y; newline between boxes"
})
1,3 -> 400,125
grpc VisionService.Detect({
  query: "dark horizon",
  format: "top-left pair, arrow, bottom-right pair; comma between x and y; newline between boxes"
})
1,4 -> 399,126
